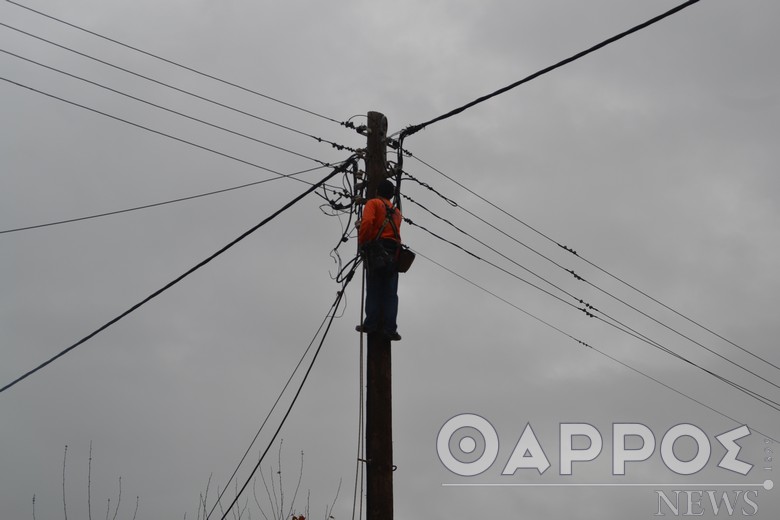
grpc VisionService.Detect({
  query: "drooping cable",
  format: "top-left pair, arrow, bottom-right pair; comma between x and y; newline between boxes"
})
403,216 -> 585,312
0,24 -> 359,153
205,256 -> 360,520
402,176 -> 780,394
403,192 -> 585,313
399,0 -> 701,139
0,166 -> 327,235
5,0 -> 352,128
0,158 -> 356,394
592,313 -> 780,413
404,217 -> 780,415
0,75 -> 358,198
414,248 -> 779,444
0,48 -> 333,166
409,154 -> 780,374
211,258 -> 361,520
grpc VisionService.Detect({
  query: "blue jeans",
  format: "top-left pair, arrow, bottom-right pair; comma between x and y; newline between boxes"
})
364,263 -> 399,335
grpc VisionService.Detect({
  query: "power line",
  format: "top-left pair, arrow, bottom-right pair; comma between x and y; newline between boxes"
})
210,257 -> 361,520
0,75 -> 343,187
414,248 -> 779,444
1,48 -> 335,166
404,215 -> 780,415
0,158 -> 355,394
401,175 -> 780,395
0,166 -> 326,235
399,0 -> 701,139
403,216 -> 591,315
5,0 -> 351,128
0,22 -> 360,154
409,154 -> 780,375
206,256 -> 360,520
402,191 -> 584,312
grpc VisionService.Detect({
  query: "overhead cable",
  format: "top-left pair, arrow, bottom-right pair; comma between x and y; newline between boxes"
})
0,158 -> 356,394
0,23 -> 359,154
402,175 -> 780,394
409,154 -> 780,374
415,248 -> 779,444
210,257 -> 361,520
405,216 -> 780,415
5,0 -> 352,128
399,0 -> 701,139
0,75 -> 350,190
0,166 -> 326,235
205,255 -> 360,520
1,48 -> 334,166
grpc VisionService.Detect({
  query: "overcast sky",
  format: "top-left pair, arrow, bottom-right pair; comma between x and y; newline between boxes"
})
2,1 -> 779,519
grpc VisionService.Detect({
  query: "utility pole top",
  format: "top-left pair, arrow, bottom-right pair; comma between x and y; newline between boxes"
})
365,111 -> 388,200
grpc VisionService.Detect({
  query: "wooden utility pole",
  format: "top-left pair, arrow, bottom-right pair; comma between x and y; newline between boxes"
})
364,111 -> 393,520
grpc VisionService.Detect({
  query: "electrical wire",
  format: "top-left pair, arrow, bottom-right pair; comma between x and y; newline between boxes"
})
0,166 -> 326,235
0,158 -> 355,394
399,0 -> 701,139
408,154 -> 780,375
0,23 -> 360,154
0,48 -> 333,166
351,266 -> 366,520
403,216 -> 780,416
5,0 -> 351,128
205,257 -> 359,520
0,75 -> 359,199
402,191 -> 586,314
401,177 -> 780,395
211,256 -> 361,520
413,248 -> 779,444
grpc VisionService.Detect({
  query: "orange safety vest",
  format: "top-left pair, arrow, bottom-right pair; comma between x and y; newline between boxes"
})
359,197 -> 402,245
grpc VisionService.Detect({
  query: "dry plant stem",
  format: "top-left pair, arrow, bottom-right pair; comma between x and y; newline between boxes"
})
63,445 -> 69,520
251,478 -> 270,520
259,467 -> 276,520
269,466 -> 279,520
88,442 -> 93,520
277,443 -> 284,520
286,452 -> 304,520
325,479 -> 342,520
111,477 -> 122,520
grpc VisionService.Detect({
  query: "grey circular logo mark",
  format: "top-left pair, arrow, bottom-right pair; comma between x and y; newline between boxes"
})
437,414 -> 499,476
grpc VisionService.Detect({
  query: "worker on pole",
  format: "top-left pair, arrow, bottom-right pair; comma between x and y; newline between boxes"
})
357,179 -> 403,341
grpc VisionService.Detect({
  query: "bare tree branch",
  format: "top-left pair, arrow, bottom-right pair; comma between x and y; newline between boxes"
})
62,445 -> 68,520
286,452 -> 304,520
88,442 -> 93,520
325,479 -> 342,520
111,476 -> 122,520
251,477 -> 270,520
